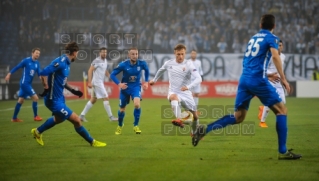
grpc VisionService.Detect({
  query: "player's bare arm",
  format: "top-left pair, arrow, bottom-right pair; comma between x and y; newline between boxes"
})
87,65 -> 94,88
40,76 -> 49,89
5,73 -> 11,81
142,82 -> 148,90
118,83 -> 128,89
149,80 -> 155,86
270,47 -> 290,93
105,70 -> 110,78
267,72 -> 280,83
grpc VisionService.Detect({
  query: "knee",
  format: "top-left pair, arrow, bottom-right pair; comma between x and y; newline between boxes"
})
90,98 -> 97,104
134,103 -> 140,109
18,98 -> 24,104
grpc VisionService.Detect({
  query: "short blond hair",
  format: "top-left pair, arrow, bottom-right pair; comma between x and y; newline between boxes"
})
174,44 -> 186,51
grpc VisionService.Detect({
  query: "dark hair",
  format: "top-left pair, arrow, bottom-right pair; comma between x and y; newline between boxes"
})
279,40 -> 283,44
64,41 -> 79,55
260,14 -> 275,30
100,47 -> 107,51
32,48 -> 40,53
174,44 -> 186,51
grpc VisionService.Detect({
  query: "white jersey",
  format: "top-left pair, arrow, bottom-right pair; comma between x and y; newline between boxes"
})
153,59 -> 202,93
189,59 -> 203,78
91,57 -> 107,85
267,53 -> 286,76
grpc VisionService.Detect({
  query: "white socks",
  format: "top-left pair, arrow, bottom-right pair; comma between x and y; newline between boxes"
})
171,100 -> 181,119
81,101 -> 93,115
261,106 -> 270,122
193,97 -> 199,107
103,100 -> 113,117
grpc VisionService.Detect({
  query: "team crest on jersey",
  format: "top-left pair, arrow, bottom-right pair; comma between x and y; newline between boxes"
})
137,66 -> 140,71
182,67 -> 186,71
54,63 -> 59,67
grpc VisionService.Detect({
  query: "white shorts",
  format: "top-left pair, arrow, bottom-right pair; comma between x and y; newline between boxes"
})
168,90 -> 196,111
191,84 -> 201,94
270,82 -> 286,104
92,84 -> 108,99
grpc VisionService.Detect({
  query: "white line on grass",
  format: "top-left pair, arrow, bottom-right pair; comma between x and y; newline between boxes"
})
0,100 -> 82,112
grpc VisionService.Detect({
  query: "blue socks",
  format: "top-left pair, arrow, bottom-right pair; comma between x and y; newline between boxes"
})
134,108 -> 141,126
12,102 -> 22,119
206,115 -> 237,133
32,101 -> 38,117
37,117 -> 56,133
118,110 -> 125,126
276,115 -> 287,154
75,126 -> 94,143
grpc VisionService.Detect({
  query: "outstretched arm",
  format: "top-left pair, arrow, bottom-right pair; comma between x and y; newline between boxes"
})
150,61 -> 167,85
5,60 -> 26,81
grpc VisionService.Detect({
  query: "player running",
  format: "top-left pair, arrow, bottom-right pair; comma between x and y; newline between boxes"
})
110,47 -> 149,135
192,14 -> 301,160
150,44 -> 202,134
79,47 -> 118,122
31,42 -> 106,147
5,48 -> 43,122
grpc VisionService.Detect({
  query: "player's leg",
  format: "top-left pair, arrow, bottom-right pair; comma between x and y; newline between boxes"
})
169,93 -> 183,127
11,96 -> 24,122
192,81 -> 252,146
30,92 -> 43,121
115,90 -> 129,135
131,86 -> 142,134
67,111 -> 106,147
256,81 -> 301,159
11,86 -> 28,122
80,87 -> 97,122
179,93 -> 198,135
95,86 -> 118,121
259,106 -> 270,127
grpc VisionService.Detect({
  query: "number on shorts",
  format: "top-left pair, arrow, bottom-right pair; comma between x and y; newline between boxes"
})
60,108 -> 68,116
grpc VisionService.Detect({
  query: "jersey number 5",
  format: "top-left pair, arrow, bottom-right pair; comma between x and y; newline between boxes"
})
245,38 -> 264,57
60,108 -> 68,116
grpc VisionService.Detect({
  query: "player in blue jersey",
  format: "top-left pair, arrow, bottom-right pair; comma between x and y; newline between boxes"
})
110,47 -> 149,135
31,42 -> 106,147
5,48 -> 43,122
192,14 -> 301,160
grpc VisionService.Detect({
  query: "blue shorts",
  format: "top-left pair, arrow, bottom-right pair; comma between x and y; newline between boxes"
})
18,84 -> 36,98
44,99 -> 73,121
235,76 -> 282,110
119,85 -> 141,108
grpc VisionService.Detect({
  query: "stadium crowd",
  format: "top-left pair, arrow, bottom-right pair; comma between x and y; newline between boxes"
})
1,0 -> 319,55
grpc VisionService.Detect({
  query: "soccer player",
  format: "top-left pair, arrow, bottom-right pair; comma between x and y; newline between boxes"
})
258,40 -> 286,128
189,50 -> 203,107
192,14 -> 301,160
110,47 -> 149,135
149,44 -> 202,134
79,47 -> 118,122
5,48 -> 43,122
31,42 -> 106,147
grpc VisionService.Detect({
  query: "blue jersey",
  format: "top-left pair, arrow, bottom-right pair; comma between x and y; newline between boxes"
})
110,59 -> 149,87
40,54 -> 70,102
10,57 -> 40,85
242,29 -> 279,78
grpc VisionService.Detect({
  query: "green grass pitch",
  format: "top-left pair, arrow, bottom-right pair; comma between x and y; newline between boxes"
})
0,97 -> 318,181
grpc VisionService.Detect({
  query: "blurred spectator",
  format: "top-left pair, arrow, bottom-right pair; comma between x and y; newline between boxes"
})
217,37 -> 227,53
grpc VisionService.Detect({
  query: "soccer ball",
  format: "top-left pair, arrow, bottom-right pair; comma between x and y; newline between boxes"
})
180,111 -> 194,125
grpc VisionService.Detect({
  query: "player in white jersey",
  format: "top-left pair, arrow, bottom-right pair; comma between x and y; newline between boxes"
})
189,50 -> 203,107
150,44 -> 202,133
258,40 -> 286,128
80,47 -> 118,122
